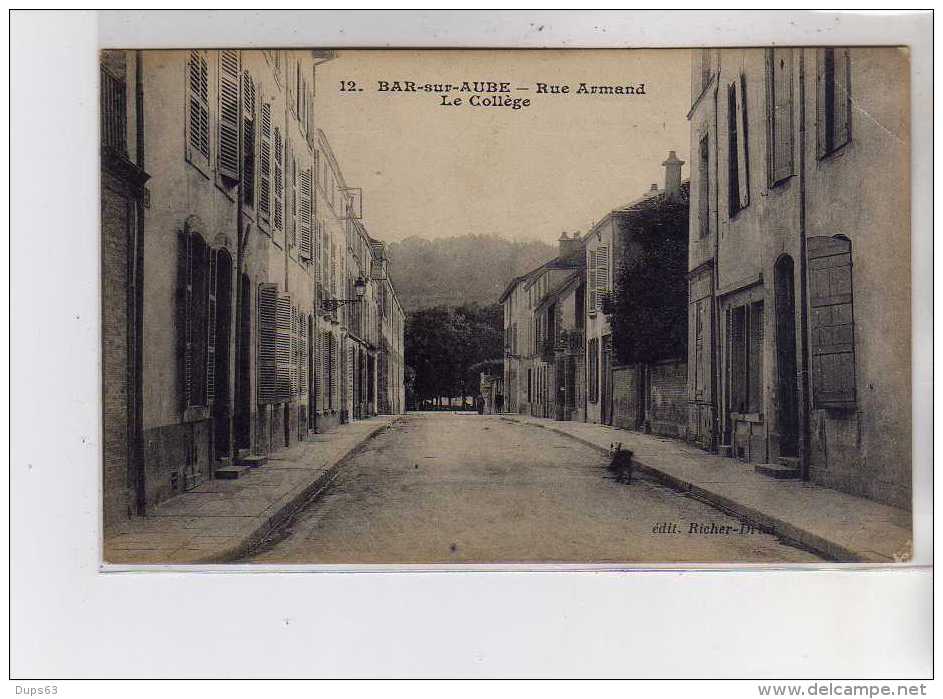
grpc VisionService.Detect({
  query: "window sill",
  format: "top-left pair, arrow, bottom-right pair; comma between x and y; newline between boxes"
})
816,140 -> 851,163
182,405 -> 211,423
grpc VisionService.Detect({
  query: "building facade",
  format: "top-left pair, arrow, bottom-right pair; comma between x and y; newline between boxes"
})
102,49 -> 406,526
686,47 -> 911,508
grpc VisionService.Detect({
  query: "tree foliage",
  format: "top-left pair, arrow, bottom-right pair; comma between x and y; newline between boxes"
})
404,303 -> 504,407
608,194 -> 689,366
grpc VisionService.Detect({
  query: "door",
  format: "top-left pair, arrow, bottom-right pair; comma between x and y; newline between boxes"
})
601,334 -> 613,425
213,250 -> 233,459
775,256 -> 799,456
234,272 -> 252,451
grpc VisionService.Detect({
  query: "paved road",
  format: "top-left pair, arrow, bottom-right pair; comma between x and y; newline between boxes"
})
246,413 -> 821,564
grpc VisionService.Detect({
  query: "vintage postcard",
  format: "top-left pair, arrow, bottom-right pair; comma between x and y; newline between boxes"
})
101,46 -> 912,566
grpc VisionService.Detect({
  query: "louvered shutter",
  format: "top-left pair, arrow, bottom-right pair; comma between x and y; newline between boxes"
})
770,48 -> 794,183
276,294 -> 292,401
322,331 -> 331,409
809,236 -> 856,407
289,306 -> 299,396
816,48 -> 851,157
259,102 -> 272,222
588,249 -> 597,310
177,232 -> 193,409
217,50 -> 240,180
290,149 -> 298,249
273,127 -> 283,232
595,245 -> 609,310
187,50 -> 210,168
300,315 -> 308,398
190,237 -> 209,407
347,343 -> 355,408
330,334 -> 338,408
299,167 -> 313,261
833,49 -> 851,149
207,251 -> 217,402
736,74 -> 750,209
257,283 -> 278,404
242,71 -> 256,208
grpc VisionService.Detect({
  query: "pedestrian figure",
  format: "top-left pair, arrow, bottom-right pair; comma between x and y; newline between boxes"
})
608,442 -> 634,484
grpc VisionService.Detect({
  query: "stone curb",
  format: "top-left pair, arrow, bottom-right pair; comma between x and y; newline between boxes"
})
197,417 -> 402,563
499,415 -> 871,562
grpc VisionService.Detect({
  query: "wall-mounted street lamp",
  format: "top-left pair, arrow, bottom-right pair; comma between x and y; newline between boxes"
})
321,275 -> 367,313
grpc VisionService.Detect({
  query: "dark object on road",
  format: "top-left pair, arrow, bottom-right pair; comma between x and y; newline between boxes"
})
608,442 -> 634,484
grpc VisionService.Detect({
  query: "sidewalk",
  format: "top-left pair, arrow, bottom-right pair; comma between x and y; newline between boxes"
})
104,415 -> 401,565
501,414 -> 912,563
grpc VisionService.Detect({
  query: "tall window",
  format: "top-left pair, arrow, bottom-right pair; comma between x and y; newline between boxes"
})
699,48 -> 712,93
698,135 -> 710,238
694,297 -> 709,400
728,77 -> 750,216
766,48 -> 794,185
588,337 -> 599,403
178,232 -> 211,408
186,50 -> 210,172
809,236 -> 856,407
817,48 -> 851,158
729,301 -> 764,414
217,50 -> 240,181
259,102 -> 272,225
242,71 -> 256,209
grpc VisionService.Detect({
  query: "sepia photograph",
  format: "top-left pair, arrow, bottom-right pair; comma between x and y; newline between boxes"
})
99,45 -> 914,566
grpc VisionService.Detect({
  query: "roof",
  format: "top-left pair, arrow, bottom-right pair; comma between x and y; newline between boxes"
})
583,179 -> 691,241
534,270 -> 583,311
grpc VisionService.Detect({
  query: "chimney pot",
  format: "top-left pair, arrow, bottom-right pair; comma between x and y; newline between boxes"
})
662,149 -> 685,198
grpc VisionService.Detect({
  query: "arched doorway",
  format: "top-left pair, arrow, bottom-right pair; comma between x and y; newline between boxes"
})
774,255 -> 799,457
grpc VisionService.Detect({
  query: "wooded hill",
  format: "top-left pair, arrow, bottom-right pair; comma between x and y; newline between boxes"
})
385,235 -> 556,311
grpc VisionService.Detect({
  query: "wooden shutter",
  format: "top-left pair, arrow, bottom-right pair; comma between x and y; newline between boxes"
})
290,306 -> 299,396
276,294 -> 292,401
217,50 -> 240,180
595,245 -> 609,310
588,249 -> 597,310
299,315 -> 308,398
273,127 -> 284,232
809,236 -> 856,407
769,48 -> 794,183
330,334 -> 338,408
259,102 -> 272,222
299,167 -> 313,261
290,149 -> 297,249
736,74 -> 750,209
206,250 -> 217,402
816,48 -> 851,157
242,71 -> 256,209
187,50 -> 209,168
189,237 -> 209,407
257,283 -> 278,404
177,232 -> 193,409
322,331 -> 331,409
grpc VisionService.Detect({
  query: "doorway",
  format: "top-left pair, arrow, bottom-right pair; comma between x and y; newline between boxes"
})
774,255 -> 799,457
234,272 -> 252,451
601,334 -> 613,426
213,250 -> 233,458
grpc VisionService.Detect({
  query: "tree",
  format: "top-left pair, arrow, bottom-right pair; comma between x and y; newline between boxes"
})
608,193 -> 689,366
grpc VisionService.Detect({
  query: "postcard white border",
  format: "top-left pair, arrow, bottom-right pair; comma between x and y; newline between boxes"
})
10,10 -> 933,679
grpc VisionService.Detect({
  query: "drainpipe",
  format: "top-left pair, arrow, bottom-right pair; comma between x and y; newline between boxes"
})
797,51 -> 812,480
133,50 -> 147,515
710,56 -> 722,452
233,51 -> 246,461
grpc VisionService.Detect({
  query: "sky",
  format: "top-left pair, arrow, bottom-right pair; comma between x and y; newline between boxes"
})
314,49 -> 692,246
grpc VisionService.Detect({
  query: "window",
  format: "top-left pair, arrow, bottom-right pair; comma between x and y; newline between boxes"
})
178,232 -> 211,408
299,167 -> 313,261
698,135 -> 710,238
594,246 -> 609,311
186,50 -> 210,172
817,48 -> 851,158
217,50 -> 240,180
698,48 -> 712,94
694,297 -> 709,400
728,301 -> 764,414
767,48 -> 794,185
527,368 -> 532,403
588,337 -> 599,403
273,127 -> 284,235
257,283 -> 279,404
728,78 -> 750,216
242,71 -> 256,209
809,236 -> 856,407
259,102 -> 272,224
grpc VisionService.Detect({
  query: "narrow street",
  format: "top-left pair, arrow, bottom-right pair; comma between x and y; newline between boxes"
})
245,412 -> 821,564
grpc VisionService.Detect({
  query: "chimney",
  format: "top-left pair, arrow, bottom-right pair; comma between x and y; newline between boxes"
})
558,231 -> 581,262
650,183 -> 658,191
662,150 -> 684,198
